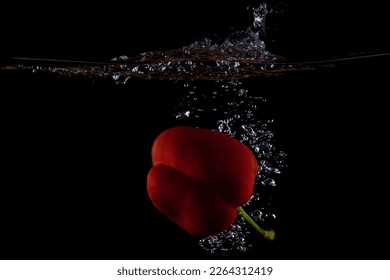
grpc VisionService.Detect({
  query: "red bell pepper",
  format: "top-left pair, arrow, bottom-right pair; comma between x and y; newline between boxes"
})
147,126 -> 275,240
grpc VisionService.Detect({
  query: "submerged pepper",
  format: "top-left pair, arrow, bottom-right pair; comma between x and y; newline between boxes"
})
147,126 -> 274,239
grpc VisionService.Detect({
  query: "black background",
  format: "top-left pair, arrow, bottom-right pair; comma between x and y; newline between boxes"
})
1,0 -> 389,260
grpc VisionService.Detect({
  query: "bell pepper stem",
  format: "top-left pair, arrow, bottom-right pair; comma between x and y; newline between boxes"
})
237,206 -> 275,241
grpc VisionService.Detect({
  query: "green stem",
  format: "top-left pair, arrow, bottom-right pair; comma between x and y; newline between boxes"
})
237,206 -> 275,241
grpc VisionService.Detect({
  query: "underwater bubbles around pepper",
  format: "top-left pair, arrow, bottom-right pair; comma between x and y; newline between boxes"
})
2,2 -> 288,257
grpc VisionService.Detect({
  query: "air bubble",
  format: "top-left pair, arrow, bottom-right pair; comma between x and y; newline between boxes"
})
175,111 -> 191,119
251,210 -> 263,221
265,213 -> 277,220
262,178 -> 276,186
242,125 -> 256,136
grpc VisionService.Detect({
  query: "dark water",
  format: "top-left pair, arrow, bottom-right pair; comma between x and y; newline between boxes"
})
1,1 -> 390,260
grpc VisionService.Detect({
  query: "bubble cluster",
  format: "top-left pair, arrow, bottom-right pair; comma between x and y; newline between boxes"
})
174,79 -> 286,256
199,217 -> 253,256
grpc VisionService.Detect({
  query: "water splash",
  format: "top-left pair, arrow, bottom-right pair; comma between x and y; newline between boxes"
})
110,2 -> 281,82
3,3 -> 308,82
252,3 -> 268,34
219,3 -> 274,61
4,3 -> 388,81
